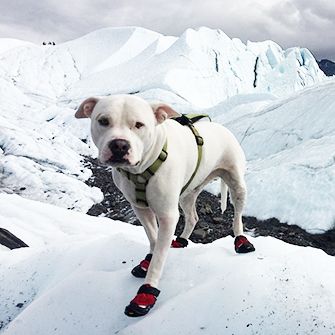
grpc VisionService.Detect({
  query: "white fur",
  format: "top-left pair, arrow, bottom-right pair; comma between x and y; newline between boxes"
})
76,94 -> 247,289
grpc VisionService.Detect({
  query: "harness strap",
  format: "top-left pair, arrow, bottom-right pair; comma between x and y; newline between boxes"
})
179,114 -> 211,123
117,141 -> 168,206
172,114 -> 206,195
117,114 -> 209,207
180,123 -> 203,194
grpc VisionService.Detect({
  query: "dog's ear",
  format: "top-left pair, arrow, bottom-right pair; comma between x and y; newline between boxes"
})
151,103 -> 181,124
75,97 -> 99,119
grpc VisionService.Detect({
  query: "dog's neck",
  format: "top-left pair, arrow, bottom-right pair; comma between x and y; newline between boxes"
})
119,123 -> 167,175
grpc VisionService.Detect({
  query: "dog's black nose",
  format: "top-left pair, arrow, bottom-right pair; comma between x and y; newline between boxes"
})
109,139 -> 130,158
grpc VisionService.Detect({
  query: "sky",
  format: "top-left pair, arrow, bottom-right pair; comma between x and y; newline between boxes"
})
0,0 -> 334,60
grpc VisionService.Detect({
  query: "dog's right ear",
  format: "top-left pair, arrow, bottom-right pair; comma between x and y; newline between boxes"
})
75,97 -> 99,119
151,103 -> 181,124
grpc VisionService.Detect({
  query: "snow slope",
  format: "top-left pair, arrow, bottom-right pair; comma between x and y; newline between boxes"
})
0,26 -> 333,232
0,78 -> 102,211
207,80 -> 335,233
0,39 -> 34,54
0,26 -> 324,109
0,194 -> 334,335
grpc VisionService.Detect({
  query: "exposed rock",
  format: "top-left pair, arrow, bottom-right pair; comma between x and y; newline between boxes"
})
317,59 -> 335,76
85,157 -> 335,256
0,228 -> 29,249
192,228 -> 209,240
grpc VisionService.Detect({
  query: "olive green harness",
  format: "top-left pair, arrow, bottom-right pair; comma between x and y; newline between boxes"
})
117,114 -> 210,207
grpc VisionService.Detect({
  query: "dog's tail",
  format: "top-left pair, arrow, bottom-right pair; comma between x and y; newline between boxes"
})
220,179 -> 228,213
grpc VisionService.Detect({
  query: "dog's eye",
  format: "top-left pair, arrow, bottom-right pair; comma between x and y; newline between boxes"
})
135,122 -> 144,129
98,117 -> 109,126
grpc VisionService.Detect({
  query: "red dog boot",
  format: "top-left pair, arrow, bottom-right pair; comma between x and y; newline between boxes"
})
234,235 -> 255,253
131,254 -> 152,278
171,236 -> 188,248
124,284 -> 160,317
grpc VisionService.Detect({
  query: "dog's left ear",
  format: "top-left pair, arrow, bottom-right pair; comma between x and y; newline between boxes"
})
151,103 -> 181,124
75,97 -> 99,119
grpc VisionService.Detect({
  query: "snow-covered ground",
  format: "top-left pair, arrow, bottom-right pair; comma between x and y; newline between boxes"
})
0,26 -> 334,334
0,26 -> 333,233
1,194 -> 335,335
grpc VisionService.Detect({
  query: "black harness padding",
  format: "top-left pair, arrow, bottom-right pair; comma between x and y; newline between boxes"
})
172,114 -> 210,194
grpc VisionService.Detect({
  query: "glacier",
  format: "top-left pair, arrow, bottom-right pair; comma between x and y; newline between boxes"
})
207,80 -> 335,232
0,26 -> 335,335
0,26 -> 333,232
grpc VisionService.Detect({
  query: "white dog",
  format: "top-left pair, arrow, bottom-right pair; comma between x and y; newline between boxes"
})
75,94 -> 255,317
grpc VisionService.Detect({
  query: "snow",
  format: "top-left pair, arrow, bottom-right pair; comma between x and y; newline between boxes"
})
0,39 -> 34,54
207,80 -> 335,232
0,26 -> 333,231
0,26 -> 324,107
0,194 -> 335,335
1,24 -> 335,335
0,79 -> 102,211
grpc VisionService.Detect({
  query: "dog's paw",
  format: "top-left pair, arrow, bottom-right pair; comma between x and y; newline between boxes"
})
171,236 -> 188,248
234,235 -> 255,253
124,284 -> 160,317
131,254 -> 152,278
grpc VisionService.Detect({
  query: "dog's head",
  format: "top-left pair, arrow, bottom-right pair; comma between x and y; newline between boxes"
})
75,95 -> 179,167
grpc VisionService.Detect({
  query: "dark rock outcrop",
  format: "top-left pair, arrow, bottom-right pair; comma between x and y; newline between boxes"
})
0,228 -> 29,249
85,157 -> 335,256
318,59 -> 335,76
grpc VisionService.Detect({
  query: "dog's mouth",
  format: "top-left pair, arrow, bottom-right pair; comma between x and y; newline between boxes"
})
100,157 -> 140,168
104,157 -> 130,166
99,147 -> 141,167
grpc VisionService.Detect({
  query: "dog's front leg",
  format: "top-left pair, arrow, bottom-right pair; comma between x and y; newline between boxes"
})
130,206 -> 158,278
144,212 -> 179,287
125,209 -> 179,317
132,206 -> 158,254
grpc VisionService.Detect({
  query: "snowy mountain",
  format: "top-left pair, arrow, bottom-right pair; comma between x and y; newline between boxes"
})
1,26 -> 332,233
0,26 -> 334,334
0,27 -> 324,108
1,194 -> 334,334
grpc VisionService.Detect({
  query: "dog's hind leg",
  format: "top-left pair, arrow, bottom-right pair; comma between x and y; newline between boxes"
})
225,171 -> 246,237
221,169 -> 255,253
171,191 -> 200,247
220,179 -> 228,213
173,171 -> 222,248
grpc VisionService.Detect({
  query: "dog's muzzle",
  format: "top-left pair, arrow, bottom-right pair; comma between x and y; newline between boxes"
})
107,139 -> 130,163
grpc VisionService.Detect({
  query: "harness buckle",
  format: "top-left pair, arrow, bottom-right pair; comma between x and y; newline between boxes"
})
195,135 -> 204,146
159,149 -> 168,162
